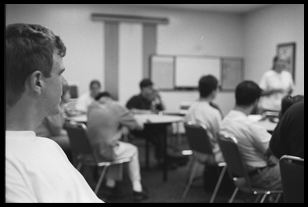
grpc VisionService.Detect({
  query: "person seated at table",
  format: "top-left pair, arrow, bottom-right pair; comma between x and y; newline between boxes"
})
126,79 -> 184,168
75,79 -> 102,114
270,99 -> 304,159
35,78 -> 72,160
220,81 -> 282,190
126,78 -> 165,113
185,75 -> 224,164
87,92 -> 148,201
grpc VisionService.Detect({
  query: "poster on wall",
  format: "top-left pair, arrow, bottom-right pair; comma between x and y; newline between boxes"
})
277,42 -> 296,82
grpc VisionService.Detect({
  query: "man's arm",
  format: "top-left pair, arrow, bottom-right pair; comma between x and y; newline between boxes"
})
118,104 -> 143,130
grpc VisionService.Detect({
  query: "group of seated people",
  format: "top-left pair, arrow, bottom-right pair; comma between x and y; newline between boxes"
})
185,74 -> 304,193
41,73 -> 304,199
6,23 -> 303,203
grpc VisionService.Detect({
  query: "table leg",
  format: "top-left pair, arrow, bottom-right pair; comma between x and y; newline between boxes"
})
145,135 -> 150,170
163,124 -> 168,182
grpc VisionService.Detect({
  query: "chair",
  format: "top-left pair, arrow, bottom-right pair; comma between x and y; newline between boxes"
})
64,122 -> 130,194
181,123 -> 227,203
218,132 -> 282,203
279,155 -> 304,203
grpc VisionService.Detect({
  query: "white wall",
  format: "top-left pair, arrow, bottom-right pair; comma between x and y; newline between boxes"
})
118,23 -> 143,105
7,4 -> 303,115
6,4 -> 244,115
243,4 -> 304,95
6,4 -> 105,96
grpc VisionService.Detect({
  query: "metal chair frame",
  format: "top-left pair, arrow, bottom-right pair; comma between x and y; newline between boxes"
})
181,123 -> 227,203
65,122 -> 130,194
218,132 -> 282,203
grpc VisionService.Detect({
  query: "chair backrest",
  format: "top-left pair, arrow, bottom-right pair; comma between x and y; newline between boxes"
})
218,133 -> 250,183
184,123 -> 213,155
279,155 -> 304,203
64,122 -> 93,156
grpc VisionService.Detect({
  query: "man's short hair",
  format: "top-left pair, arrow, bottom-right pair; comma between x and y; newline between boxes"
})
89,80 -> 101,89
6,23 -> 66,107
94,91 -> 111,101
198,75 -> 218,98
139,79 -> 153,89
235,81 -> 262,106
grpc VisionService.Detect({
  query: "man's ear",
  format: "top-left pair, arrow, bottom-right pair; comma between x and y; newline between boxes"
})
27,71 -> 45,95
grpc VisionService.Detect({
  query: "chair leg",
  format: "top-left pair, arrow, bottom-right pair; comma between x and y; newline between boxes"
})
274,193 -> 282,203
260,192 -> 269,203
210,166 -> 227,203
94,166 -> 108,194
76,163 -> 82,171
228,187 -> 239,203
181,160 -> 199,199
254,194 -> 262,203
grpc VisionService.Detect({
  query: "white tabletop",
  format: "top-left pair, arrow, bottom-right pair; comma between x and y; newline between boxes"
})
67,113 -> 183,126
248,115 -> 278,132
134,114 -> 183,126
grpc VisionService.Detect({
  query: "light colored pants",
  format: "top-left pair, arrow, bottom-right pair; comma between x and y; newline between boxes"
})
106,141 -> 141,183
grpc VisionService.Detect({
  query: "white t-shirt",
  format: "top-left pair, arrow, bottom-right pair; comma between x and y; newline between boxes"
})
220,110 -> 271,169
259,70 -> 294,111
185,101 -> 224,163
5,131 -> 103,203
75,92 -> 95,113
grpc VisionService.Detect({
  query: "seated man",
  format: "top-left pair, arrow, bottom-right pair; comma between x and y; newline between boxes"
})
87,92 -> 148,201
221,81 -> 282,190
185,75 -> 224,164
35,78 -> 71,159
6,23 -> 102,202
75,79 -> 101,114
126,78 -> 164,113
126,79 -> 177,166
270,101 -> 304,159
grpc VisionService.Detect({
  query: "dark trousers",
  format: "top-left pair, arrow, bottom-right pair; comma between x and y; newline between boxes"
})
131,124 -> 166,162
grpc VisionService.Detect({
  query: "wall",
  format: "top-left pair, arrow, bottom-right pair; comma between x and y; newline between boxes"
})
6,4 -> 244,115
243,4 -> 304,95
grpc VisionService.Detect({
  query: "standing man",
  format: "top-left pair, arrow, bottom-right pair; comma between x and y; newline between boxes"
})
6,23 -> 102,202
75,80 -> 102,113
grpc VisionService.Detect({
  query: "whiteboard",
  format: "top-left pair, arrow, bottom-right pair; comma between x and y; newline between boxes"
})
150,56 -> 174,90
175,56 -> 221,88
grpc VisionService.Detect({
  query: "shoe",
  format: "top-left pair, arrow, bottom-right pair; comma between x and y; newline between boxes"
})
133,190 -> 149,202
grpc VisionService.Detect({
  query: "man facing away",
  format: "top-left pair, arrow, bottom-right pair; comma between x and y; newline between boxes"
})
220,81 -> 282,190
5,23 -> 102,202
87,92 -> 148,201
185,75 -> 224,164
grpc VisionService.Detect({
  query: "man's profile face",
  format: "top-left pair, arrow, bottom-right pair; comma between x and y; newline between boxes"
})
41,51 -> 65,116
274,59 -> 287,73
90,84 -> 101,98
141,86 -> 154,101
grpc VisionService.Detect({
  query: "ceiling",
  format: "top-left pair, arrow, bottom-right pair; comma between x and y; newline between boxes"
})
131,4 -> 271,13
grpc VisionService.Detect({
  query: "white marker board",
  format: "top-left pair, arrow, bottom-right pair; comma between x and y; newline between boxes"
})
175,56 -> 221,88
150,56 -> 174,90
